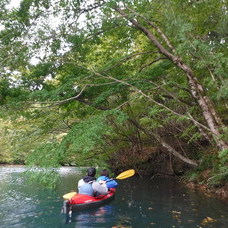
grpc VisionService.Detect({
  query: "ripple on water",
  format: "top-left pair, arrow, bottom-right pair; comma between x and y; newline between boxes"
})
58,166 -> 82,176
0,166 -> 27,174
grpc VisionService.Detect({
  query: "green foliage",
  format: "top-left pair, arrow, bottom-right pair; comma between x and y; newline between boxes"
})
218,149 -> 228,173
25,168 -> 59,189
217,80 -> 228,100
207,149 -> 228,186
185,149 -> 228,187
185,171 -> 198,182
0,0 -> 227,190
26,143 -> 62,167
61,110 -> 127,158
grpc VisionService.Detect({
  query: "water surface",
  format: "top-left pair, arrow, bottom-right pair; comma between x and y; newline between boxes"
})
0,166 -> 227,227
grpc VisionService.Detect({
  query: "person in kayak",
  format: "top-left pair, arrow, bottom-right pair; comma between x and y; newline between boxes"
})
97,169 -> 118,189
77,168 -> 108,196
78,167 -> 97,196
91,169 -> 112,196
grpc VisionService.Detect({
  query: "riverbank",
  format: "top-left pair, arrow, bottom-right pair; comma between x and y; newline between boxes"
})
0,164 -> 25,167
186,182 -> 228,202
149,173 -> 228,202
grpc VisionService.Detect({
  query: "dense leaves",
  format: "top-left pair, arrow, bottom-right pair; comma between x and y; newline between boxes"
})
0,0 -> 227,187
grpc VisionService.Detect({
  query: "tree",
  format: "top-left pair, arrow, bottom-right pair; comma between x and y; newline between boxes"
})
0,0 -> 227,172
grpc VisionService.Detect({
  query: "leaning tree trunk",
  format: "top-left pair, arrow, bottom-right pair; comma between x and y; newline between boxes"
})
128,119 -> 198,167
115,7 -> 228,151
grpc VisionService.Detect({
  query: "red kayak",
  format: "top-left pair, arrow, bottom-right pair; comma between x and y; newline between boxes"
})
64,188 -> 116,212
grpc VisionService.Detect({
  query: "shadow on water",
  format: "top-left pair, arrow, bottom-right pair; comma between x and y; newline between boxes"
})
0,166 -> 228,227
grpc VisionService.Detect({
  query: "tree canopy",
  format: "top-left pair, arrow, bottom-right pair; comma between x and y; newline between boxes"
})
0,0 -> 227,186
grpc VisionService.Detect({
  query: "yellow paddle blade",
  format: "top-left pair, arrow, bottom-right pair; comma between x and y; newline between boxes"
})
63,192 -> 77,200
116,169 -> 135,180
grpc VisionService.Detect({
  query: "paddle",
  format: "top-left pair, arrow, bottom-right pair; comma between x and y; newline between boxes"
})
115,169 -> 135,180
62,169 -> 135,200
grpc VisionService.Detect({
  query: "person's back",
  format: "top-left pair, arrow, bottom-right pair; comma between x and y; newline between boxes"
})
78,168 -> 96,196
78,182 -> 94,196
97,169 -> 118,189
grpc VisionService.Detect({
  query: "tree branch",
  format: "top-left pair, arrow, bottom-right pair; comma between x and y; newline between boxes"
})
102,51 -> 157,73
29,86 -> 87,108
139,57 -> 167,72
89,68 -> 212,133
126,6 -> 176,53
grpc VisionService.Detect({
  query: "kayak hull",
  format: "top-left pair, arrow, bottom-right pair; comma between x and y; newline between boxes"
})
63,189 -> 116,212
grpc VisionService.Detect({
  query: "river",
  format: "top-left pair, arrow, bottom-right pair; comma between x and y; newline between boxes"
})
0,166 -> 227,227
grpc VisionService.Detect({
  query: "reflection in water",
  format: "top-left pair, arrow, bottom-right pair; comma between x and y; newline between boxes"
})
66,205 -> 115,227
115,177 -> 228,227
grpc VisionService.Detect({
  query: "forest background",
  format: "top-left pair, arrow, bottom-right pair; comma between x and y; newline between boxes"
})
0,0 -> 227,191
